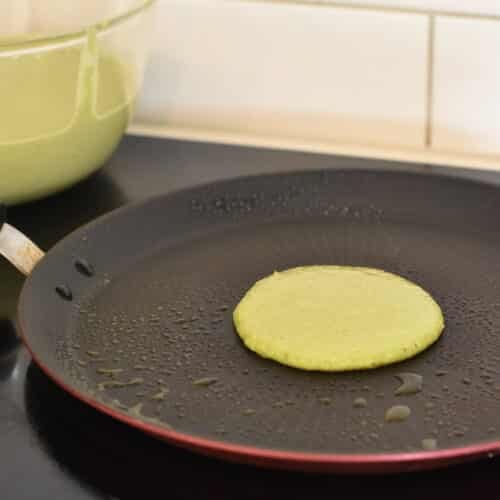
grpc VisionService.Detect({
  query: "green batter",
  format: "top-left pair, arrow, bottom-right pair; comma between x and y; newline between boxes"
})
233,266 -> 445,371
0,30 -> 130,204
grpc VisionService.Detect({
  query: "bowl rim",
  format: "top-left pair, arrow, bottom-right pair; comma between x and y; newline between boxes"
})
0,0 -> 156,50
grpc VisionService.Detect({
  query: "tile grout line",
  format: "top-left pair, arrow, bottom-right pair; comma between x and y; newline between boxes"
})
425,14 -> 435,148
238,0 -> 500,21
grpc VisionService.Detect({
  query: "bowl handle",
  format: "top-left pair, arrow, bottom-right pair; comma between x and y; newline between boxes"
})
0,204 -> 45,276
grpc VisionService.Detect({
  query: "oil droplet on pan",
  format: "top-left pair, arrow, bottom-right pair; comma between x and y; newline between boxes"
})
55,285 -> 73,301
75,258 -> 95,277
96,368 -> 123,378
193,377 -> 218,387
151,387 -> 169,401
353,397 -> 368,408
318,397 -> 333,405
385,405 -> 411,422
422,438 -> 437,450
97,378 -> 143,391
395,373 -> 423,396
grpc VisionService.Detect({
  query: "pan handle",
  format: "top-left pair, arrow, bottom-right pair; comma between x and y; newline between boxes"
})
0,204 -> 45,276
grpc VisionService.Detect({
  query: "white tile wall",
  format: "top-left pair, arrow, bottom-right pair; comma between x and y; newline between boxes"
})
134,0 -> 428,149
132,0 -> 500,164
433,17 -> 500,156
307,1 -> 500,16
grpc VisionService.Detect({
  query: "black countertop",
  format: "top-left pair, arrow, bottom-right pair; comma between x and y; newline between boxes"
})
2,135 -> 500,499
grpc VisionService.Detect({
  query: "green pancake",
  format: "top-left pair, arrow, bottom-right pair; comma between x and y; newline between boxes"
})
233,266 -> 444,371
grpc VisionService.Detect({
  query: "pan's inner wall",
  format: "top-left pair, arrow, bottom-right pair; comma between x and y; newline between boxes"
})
20,170 -> 500,454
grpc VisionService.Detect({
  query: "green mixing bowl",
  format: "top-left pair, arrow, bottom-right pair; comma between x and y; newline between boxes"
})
0,0 -> 155,205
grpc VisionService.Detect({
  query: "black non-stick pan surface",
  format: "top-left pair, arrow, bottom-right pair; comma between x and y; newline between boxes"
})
17,169 -> 500,473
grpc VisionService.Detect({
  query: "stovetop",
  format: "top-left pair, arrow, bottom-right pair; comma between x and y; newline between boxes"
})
2,135 -> 500,499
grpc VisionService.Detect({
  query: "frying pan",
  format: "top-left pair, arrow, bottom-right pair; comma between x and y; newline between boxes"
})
3,169 -> 500,474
